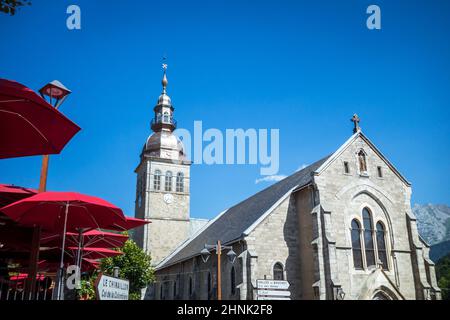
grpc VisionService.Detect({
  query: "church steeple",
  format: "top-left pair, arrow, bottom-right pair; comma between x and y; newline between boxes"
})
151,63 -> 176,133
134,63 -> 191,266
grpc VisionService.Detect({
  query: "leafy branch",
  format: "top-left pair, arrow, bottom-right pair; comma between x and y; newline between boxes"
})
0,0 -> 31,16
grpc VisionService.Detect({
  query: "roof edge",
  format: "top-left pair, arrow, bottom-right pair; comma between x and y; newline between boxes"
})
155,208 -> 229,270
314,131 -> 411,186
242,184 -> 310,236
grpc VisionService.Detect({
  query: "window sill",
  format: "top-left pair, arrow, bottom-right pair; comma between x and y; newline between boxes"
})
352,268 -> 390,274
359,172 -> 369,178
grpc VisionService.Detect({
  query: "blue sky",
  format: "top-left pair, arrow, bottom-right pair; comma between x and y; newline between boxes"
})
0,0 -> 449,219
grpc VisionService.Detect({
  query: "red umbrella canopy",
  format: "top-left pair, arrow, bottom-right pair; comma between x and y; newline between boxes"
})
82,230 -> 128,248
10,273 -> 45,281
39,248 -> 121,267
39,258 -> 101,273
0,191 -> 126,232
82,258 -> 101,271
41,230 -> 128,249
0,183 -> 37,208
67,247 -> 123,260
104,216 -> 150,231
0,79 -> 81,159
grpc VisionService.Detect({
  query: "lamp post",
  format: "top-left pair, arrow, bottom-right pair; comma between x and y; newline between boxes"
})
38,80 -> 71,192
200,240 -> 237,300
331,283 -> 346,300
37,81 -> 71,300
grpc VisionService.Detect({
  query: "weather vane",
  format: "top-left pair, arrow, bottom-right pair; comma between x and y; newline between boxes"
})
162,55 -> 168,71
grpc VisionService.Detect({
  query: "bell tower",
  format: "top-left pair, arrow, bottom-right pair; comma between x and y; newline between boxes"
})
134,64 -> 191,266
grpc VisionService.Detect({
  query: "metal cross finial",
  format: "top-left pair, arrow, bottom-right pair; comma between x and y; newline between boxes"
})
351,113 -> 361,133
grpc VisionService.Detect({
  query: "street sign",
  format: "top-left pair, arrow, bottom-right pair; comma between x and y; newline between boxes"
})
256,279 -> 290,290
257,296 -> 291,300
95,273 -> 129,300
257,289 -> 291,297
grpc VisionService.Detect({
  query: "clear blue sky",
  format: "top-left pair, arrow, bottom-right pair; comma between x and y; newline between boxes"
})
1,0 -> 449,219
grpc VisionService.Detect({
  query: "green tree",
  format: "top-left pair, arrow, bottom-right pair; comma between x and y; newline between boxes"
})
0,0 -> 31,16
436,254 -> 450,300
100,239 -> 155,300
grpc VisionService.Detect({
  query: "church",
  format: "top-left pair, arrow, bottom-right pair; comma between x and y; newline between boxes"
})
133,67 -> 441,300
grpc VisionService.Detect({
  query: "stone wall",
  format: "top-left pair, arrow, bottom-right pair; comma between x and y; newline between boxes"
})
134,158 -> 191,266
152,242 -> 245,300
313,134 -> 432,299
245,193 -> 302,299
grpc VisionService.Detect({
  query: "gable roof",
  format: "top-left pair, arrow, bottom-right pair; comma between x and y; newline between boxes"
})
315,131 -> 411,186
156,130 -> 411,270
156,155 -> 331,270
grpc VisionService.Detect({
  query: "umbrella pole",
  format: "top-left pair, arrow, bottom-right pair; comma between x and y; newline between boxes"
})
57,202 -> 69,300
76,230 -> 83,271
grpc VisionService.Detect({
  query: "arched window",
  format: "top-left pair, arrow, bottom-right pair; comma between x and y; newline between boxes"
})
373,292 -> 390,300
176,172 -> 184,192
156,112 -> 162,123
189,276 -> 193,297
154,170 -> 161,191
163,112 -> 169,123
358,150 -> 367,173
273,262 -> 284,280
165,171 -> 172,192
351,219 -> 363,269
230,267 -> 236,295
363,208 -> 376,267
376,222 -> 388,270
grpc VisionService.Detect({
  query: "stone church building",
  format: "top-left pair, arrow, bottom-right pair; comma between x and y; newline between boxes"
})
134,68 -> 441,300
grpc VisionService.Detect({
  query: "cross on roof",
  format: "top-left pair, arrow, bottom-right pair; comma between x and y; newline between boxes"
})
351,114 -> 361,133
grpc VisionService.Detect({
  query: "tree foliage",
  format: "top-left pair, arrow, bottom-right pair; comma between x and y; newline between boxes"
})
0,0 -> 31,16
100,239 -> 154,300
436,253 -> 450,300
78,277 -> 96,300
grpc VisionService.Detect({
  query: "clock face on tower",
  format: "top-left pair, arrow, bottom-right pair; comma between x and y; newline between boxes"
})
163,193 -> 174,204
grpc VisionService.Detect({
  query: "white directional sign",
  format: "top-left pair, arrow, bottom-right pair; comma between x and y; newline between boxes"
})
256,280 -> 290,290
257,289 -> 291,297
256,279 -> 291,300
95,274 -> 129,300
257,296 -> 291,300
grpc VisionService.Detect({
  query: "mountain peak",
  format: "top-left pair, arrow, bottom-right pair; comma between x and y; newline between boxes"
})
413,204 -> 450,245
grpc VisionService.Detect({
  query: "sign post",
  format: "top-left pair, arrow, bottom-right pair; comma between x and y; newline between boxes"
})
256,280 -> 291,300
95,273 -> 130,300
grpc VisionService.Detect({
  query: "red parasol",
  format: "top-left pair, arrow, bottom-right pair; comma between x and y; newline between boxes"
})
0,191 -> 126,232
0,184 -> 37,208
41,230 -> 128,249
10,273 -> 45,281
104,216 -> 150,231
0,191 -> 126,299
67,247 -> 122,260
0,79 -> 81,159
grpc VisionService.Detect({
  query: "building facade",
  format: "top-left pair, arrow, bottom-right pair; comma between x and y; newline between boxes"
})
135,70 -> 441,300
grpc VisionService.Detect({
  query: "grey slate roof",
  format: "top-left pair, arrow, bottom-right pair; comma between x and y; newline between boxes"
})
158,155 -> 331,269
